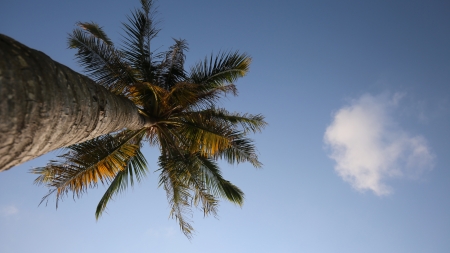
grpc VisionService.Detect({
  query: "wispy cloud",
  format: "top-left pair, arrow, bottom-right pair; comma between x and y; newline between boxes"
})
1,205 -> 19,217
324,93 -> 435,195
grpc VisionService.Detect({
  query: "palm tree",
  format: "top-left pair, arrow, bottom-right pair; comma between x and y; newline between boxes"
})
33,0 -> 266,238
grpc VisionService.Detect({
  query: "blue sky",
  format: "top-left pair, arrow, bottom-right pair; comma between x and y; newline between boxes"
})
1,0 -> 450,252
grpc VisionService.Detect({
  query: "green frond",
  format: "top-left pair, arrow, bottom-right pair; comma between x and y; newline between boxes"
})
32,129 -> 146,206
190,84 -> 238,109
176,120 -> 233,156
181,107 -> 267,134
160,152 -> 219,215
76,22 -> 113,46
193,154 -> 244,205
121,0 -> 160,82
169,108 -> 264,167
218,133 -> 263,168
189,51 -> 251,88
159,152 -> 243,210
163,82 -> 237,111
155,124 -> 190,157
158,154 -> 194,238
95,148 -> 148,219
68,28 -> 135,94
216,179 -> 244,205
157,39 -> 188,89
175,109 -> 264,167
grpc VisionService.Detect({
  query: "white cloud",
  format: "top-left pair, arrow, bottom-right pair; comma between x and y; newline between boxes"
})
1,205 -> 19,217
324,93 -> 435,195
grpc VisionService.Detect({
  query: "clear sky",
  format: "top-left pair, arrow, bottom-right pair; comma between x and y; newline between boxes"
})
1,0 -> 450,252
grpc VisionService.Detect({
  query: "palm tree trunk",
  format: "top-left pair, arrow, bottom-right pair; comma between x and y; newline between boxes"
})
0,34 -> 147,171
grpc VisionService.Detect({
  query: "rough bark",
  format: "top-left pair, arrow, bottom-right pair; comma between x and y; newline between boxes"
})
0,34 -> 147,171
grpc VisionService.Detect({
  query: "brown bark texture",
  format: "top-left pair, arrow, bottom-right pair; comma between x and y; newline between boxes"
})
0,34 -> 146,171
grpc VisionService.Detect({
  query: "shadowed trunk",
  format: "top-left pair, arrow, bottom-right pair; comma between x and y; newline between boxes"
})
0,34 -> 147,171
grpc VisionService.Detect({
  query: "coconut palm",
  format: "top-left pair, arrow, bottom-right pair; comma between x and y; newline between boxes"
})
32,0 -> 266,238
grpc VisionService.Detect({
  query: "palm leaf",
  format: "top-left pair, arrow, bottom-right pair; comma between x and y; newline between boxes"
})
175,119 -> 234,156
158,154 -> 194,238
192,153 -> 244,205
218,133 -> 262,168
189,51 -> 251,88
157,150 -> 244,237
160,153 -> 219,216
68,28 -> 135,94
76,22 -> 113,46
162,82 -> 237,112
157,39 -> 188,89
121,0 -> 160,82
180,108 -> 267,134
165,82 -> 200,110
32,129 -> 146,206
95,147 -> 148,218
172,111 -> 263,167
190,84 -> 238,110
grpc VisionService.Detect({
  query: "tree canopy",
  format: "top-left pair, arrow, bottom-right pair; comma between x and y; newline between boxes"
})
33,0 -> 266,238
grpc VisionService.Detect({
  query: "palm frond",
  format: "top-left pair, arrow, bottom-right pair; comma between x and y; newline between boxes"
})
165,82 -> 200,110
158,154 -> 194,238
155,124 -> 188,156
157,39 -> 188,89
68,28 -> 135,94
176,119 -> 233,156
190,84 -> 238,110
32,129 -> 146,206
174,108 -> 264,167
159,151 -> 243,223
189,51 -> 251,88
76,22 -> 113,46
159,153 -> 219,216
95,147 -> 148,219
121,0 -> 160,82
163,82 -> 237,111
218,133 -> 262,168
180,107 -> 267,134
193,153 -> 244,205
173,109 -> 263,167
